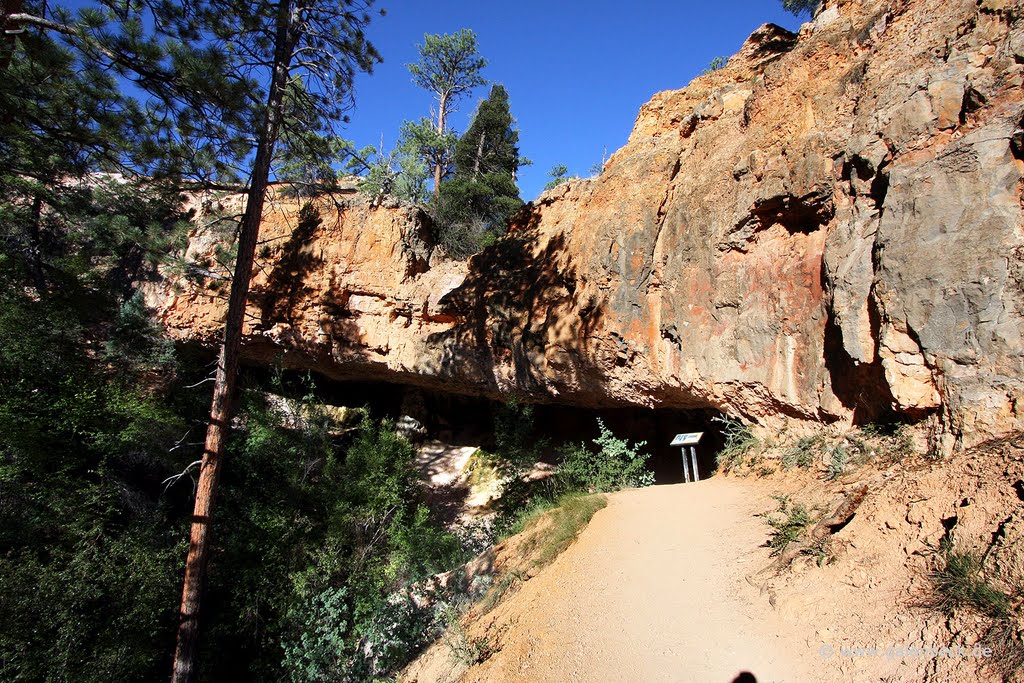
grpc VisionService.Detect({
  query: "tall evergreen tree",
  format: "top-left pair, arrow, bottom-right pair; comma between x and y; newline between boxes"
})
406,29 -> 487,198
2,2 -> 381,678
436,84 -> 524,256
0,17 -> 203,682
147,2 -> 381,680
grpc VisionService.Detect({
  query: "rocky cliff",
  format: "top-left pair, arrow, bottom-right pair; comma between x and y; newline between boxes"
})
148,0 -> 1024,452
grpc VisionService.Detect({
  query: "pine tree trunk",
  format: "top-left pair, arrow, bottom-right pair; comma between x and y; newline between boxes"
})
473,132 -> 485,179
27,193 -> 46,292
170,2 -> 296,680
0,0 -> 24,73
433,90 -> 448,201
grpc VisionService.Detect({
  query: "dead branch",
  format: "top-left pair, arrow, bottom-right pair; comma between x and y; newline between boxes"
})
752,484 -> 869,581
162,459 -> 203,493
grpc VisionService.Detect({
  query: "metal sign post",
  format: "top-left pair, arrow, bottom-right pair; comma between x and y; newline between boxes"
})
670,432 -> 704,483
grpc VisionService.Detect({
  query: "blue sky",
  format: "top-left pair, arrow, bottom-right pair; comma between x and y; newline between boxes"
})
346,1 -> 806,200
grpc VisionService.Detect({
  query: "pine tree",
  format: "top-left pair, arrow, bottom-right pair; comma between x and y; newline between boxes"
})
435,84 -> 524,256
781,0 -> 820,16
406,29 -> 487,198
151,3 -> 381,680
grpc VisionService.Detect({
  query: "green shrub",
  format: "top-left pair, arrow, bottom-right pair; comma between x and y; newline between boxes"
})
201,403 -> 465,682
0,284 -> 189,683
927,540 -> 1022,678
556,418 -> 654,493
281,586 -> 354,682
762,496 -> 814,556
782,435 -> 821,469
543,163 -> 576,191
492,399 -> 548,473
700,56 -> 727,75
713,415 -> 760,471
929,544 -> 1013,620
104,290 -> 176,371
826,443 -> 849,480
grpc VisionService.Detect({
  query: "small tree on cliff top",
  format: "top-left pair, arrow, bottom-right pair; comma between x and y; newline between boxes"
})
435,84 -> 524,255
406,29 -> 487,198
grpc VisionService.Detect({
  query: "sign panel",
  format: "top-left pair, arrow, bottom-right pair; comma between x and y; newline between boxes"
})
670,432 -> 703,447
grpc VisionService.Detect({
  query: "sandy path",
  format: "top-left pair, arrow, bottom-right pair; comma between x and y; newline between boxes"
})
460,479 -> 821,683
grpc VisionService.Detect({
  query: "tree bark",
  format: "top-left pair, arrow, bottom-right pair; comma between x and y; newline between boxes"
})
170,1 -> 297,681
27,193 -> 46,293
472,131 -> 484,179
432,89 -> 448,201
1,0 -> 25,73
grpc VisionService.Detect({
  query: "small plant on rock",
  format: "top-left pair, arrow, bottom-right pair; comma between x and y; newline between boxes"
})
782,435 -> 821,469
761,496 -> 814,556
826,443 -> 849,480
927,539 -> 1023,678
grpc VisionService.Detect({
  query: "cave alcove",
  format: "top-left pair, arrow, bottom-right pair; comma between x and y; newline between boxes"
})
239,367 -> 727,483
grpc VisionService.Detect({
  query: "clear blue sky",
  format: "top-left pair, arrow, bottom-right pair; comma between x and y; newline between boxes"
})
346,1 -> 806,201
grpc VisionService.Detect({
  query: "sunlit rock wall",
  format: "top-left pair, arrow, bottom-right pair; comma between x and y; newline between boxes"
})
148,0 -> 1024,452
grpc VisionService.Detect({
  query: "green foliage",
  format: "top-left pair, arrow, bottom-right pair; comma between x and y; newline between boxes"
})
531,494 -> 608,565
713,415 -> 760,470
281,586 -> 353,682
496,491 -> 561,541
479,570 -> 526,614
0,276 -> 191,682
435,85 -> 525,257
0,2 -> 432,681
826,443 -> 849,480
497,492 -> 606,567
588,148 -> 608,176
355,142 -> 431,205
407,30 -> 488,105
781,0 -> 821,16
405,28 -> 487,201
277,132 -> 351,198
105,291 -> 177,371
543,163 -> 576,191
442,605 -> 495,667
861,423 -> 915,462
452,86 -> 521,182
557,418 -> 654,493
782,435 -> 821,469
356,593 -> 441,678
929,542 -> 1014,620
399,118 -> 459,191
0,282 -> 463,683
0,46 -> 198,670
206,406 -> 464,681
492,400 -> 547,472
700,56 -> 728,74
927,540 -> 1024,678
762,496 -> 814,556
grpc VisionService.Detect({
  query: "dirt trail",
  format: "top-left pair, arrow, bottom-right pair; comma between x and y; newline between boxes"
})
405,438 -> 1024,683
409,478 -> 825,683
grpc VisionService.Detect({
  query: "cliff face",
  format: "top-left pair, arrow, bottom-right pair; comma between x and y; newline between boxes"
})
148,0 -> 1024,451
